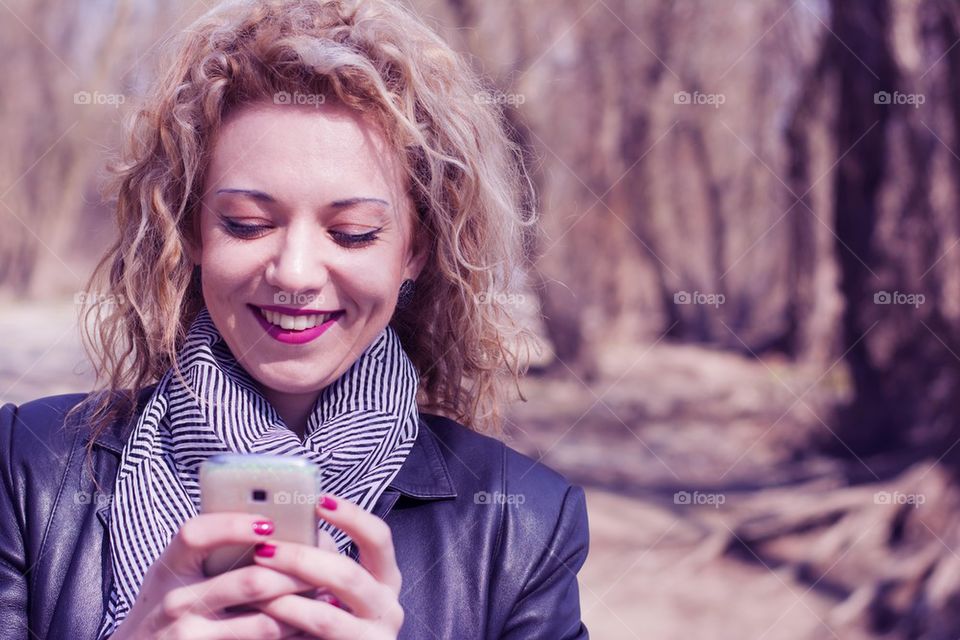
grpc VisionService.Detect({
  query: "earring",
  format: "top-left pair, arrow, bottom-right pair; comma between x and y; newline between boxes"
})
396,278 -> 416,309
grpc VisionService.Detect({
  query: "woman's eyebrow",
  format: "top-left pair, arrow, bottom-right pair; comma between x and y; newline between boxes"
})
330,196 -> 390,208
214,189 -> 388,210
216,188 -> 275,203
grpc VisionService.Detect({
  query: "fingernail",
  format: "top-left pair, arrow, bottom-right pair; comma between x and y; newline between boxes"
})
252,520 -> 274,536
319,495 -> 337,511
254,542 -> 276,558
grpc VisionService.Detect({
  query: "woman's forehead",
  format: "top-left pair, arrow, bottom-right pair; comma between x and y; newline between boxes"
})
206,101 -> 408,206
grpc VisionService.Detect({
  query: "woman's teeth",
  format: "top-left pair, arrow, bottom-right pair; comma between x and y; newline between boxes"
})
260,308 -> 335,331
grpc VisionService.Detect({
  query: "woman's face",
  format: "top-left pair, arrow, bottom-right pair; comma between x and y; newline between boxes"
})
191,101 -> 425,405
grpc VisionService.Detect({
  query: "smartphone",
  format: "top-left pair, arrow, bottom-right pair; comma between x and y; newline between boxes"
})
199,453 -> 323,579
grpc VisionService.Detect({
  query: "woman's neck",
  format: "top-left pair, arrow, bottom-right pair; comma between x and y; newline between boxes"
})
260,387 -> 321,440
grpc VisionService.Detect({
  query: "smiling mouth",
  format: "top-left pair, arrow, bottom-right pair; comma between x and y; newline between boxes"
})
252,305 -> 344,331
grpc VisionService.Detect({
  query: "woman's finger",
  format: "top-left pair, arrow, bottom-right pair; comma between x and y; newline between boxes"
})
163,564 -> 315,616
162,512 -> 276,576
190,608 -> 305,639
253,593 -> 397,640
251,540 -> 395,620
317,527 -> 337,552
315,494 -> 403,592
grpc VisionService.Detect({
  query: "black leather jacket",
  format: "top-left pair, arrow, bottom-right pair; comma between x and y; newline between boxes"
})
0,390 -> 590,639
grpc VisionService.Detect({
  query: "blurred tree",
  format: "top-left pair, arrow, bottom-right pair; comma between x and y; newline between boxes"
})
0,0 -> 203,297
828,0 -> 960,460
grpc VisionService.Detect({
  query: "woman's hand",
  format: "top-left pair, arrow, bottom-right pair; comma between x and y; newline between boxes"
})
111,512 -> 316,640
247,494 -> 405,640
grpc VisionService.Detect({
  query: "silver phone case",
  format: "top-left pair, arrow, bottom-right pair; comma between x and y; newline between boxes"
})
199,453 -> 323,577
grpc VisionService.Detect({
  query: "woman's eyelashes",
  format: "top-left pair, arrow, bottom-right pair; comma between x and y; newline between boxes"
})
220,218 -> 269,239
218,217 -> 382,247
330,229 -> 381,247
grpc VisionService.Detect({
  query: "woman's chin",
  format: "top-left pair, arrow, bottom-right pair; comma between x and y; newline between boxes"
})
251,368 -> 337,396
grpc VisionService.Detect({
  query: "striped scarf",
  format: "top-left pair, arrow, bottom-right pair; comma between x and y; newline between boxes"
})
96,307 -> 419,638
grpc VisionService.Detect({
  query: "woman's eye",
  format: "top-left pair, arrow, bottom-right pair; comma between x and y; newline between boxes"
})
331,229 -> 381,247
221,219 -> 270,239
219,217 -> 380,246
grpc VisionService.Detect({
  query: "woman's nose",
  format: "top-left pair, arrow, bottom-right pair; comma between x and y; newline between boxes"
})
263,228 -> 329,303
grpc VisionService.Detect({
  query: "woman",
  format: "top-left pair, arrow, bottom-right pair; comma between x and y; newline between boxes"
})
0,0 -> 590,638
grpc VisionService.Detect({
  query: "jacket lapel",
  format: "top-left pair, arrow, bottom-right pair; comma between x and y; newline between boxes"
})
371,416 -> 458,518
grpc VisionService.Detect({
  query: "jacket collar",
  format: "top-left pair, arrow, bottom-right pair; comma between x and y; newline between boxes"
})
83,387 -> 457,500
388,414 -> 457,499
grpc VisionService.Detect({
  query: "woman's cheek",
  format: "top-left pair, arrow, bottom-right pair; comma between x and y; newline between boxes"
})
352,246 -> 405,285
207,242 -> 270,283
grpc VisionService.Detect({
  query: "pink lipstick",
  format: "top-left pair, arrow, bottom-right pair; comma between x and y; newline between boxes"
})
249,304 -> 343,345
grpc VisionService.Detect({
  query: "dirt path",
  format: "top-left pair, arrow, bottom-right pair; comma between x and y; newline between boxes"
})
498,342 -> 863,639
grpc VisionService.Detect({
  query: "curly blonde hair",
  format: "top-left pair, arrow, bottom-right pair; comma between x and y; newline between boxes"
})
73,0 -> 537,449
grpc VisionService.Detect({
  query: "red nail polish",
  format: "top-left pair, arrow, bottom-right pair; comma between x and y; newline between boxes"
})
253,520 -> 274,536
320,495 -> 337,511
255,542 -> 276,558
